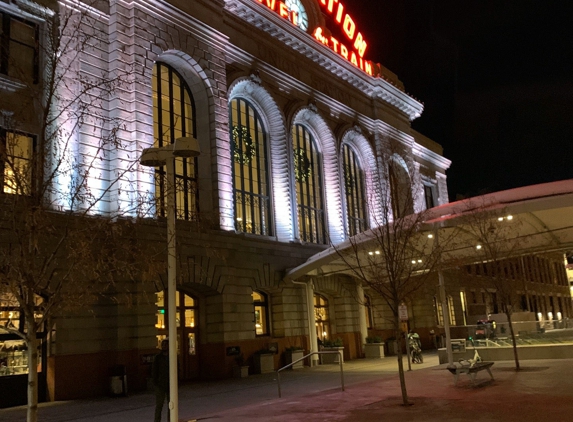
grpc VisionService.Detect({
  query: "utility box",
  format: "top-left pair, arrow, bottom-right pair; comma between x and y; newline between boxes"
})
110,365 -> 127,397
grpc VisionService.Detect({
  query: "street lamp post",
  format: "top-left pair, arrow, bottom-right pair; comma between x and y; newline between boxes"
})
434,228 -> 454,367
140,137 -> 200,422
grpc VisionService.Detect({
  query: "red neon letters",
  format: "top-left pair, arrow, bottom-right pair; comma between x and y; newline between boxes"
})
318,0 -> 367,57
256,0 -> 301,27
254,0 -> 373,76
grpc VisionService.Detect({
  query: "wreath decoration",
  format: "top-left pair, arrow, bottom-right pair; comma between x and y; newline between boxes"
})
232,125 -> 256,164
294,148 -> 312,182
344,168 -> 355,190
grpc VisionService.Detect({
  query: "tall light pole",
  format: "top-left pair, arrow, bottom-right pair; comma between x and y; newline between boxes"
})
434,228 -> 454,367
140,137 -> 200,422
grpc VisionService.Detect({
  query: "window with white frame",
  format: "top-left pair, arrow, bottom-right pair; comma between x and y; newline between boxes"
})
229,98 -> 272,235
152,62 -> 198,221
292,124 -> 326,244
0,10 -> 39,84
342,143 -> 368,236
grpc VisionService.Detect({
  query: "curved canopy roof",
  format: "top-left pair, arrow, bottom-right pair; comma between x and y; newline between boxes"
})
285,180 -> 573,281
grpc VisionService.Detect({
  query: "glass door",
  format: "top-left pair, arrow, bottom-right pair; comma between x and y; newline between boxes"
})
155,290 -> 199,380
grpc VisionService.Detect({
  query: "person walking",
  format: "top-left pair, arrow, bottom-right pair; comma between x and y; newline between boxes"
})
152,339 -> 170,422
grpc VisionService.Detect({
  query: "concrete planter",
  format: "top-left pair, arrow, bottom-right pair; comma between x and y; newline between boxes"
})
285,350 -> 305,369
364,343 -> 385,358
321,347 -> 344,364
233,365 -> 249,378
253,353 -> 275,374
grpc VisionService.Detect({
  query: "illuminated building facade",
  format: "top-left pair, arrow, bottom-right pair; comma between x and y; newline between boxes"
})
4,0 -> 566,405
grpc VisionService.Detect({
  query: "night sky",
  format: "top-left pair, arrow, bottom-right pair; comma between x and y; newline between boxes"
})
345,0 -> 573,201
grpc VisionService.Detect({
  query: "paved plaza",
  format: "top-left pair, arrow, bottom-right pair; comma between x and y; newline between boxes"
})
1,352 -> 572,421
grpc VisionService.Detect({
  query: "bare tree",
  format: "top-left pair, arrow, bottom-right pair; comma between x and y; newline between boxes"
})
333,140 -> 457,405
456,201 -> 524,370
0,2 -> 157,421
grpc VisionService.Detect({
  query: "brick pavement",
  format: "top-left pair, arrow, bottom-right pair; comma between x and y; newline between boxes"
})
1,354 -> 572,421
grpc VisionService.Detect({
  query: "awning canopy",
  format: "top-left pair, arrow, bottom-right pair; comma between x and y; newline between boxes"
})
285,180 -> 573,281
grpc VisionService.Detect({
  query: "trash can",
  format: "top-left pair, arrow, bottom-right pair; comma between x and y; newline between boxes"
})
110,365 -> 127,396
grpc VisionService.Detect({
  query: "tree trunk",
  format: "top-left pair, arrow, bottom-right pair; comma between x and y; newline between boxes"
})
394,315 -> 409,405
506,311 -> 520,370
26,321 -> 39,422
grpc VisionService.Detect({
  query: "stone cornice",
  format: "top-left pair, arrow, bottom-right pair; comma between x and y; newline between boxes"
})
0,75 -> 27,93
226,0 -> 424,121
412,142 -> 452,171
136,0 -> 229,51
15,0 -> 55,19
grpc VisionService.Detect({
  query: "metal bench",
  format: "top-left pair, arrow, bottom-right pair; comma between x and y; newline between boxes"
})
447,361 -> 494,385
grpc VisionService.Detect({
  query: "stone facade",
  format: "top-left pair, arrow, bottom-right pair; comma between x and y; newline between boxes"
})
13,0 -> 571,404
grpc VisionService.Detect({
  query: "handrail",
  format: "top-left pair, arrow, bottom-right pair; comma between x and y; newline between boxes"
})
276,351 -> 344,398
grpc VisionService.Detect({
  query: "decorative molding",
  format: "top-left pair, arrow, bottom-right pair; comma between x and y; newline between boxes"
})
14,0 -> 55,18
226,0 -> 424,120
249,71 -> 262,85
412,142 -> 452,171
0,75 -> 27,93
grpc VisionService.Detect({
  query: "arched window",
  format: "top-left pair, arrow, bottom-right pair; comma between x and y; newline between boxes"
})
388,160 -> 413,219
292,124 -> 326,244
252,291 -> 270,336
152,62 -> 198,220
229,99 -> 272,235
314,294 -> 331,341
342,144 -> 367,236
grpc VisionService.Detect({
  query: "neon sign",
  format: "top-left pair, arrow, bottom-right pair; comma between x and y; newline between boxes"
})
256,0 -> 303,27
317,0 -> 367,57
254,0 -> 374,76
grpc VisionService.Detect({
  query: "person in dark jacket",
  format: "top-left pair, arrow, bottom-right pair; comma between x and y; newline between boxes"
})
152,339 -> 170,422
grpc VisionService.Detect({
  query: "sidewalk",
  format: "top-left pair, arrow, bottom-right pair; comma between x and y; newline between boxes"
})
2,353 -> 572,421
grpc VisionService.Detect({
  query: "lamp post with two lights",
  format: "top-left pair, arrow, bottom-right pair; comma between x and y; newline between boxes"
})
140,136 -> 200,422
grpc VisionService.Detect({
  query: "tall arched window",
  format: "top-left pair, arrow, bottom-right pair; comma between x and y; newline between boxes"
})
342,144 -> 367,236
388,160 -> 413,219
229,98 -> 271,235
152,62 -> 198,220
292,124 -> 326,244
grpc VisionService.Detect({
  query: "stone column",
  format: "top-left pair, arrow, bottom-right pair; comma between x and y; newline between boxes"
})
357,283 -> 368,350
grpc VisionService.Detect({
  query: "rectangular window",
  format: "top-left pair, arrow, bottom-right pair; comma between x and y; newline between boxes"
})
1,11 -> 39,84
424,185 -> 435,209
1,129 -> 35,195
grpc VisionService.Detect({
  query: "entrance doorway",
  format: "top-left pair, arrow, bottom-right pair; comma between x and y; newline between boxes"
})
155,290 -> 199,380
314,294 -> 331,344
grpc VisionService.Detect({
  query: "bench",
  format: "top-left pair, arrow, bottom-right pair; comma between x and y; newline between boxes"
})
447,362 -> 494,386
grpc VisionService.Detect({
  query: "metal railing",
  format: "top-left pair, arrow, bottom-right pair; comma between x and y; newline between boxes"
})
276,351 -> 345,398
